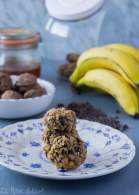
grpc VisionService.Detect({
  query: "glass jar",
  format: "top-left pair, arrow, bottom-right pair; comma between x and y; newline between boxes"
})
0,28 -> 41,77
45,0 -> 105,62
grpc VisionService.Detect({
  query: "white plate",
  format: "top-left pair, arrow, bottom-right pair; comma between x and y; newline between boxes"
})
0,119 -> 135,180
0,76 -> 55,119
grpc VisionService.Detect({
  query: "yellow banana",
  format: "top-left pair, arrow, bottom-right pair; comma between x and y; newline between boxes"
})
134,87 -> 139,108
70,47 -> 139,87
77,69 -> 139,116
107,43 -> 139,63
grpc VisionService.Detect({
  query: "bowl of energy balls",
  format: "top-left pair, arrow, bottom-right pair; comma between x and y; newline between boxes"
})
0,72 -> 55,119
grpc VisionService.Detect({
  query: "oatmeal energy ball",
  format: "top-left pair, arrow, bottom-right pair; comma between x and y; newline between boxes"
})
0,72 -> 12,93
47,135 -> 87,170
24,85 -> 46,98
1,90 -> 22,99
43,127 -> 79,154
15,73 -> 37,93
43,107 -> 76,132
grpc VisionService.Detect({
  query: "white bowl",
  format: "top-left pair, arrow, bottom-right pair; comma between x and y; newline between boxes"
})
0,76 -> 56,119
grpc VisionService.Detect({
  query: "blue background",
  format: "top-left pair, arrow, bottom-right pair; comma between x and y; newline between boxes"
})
0,0 -> 139,195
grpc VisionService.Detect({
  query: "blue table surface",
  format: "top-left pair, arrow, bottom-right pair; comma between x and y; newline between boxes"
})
0,59 -> 139,195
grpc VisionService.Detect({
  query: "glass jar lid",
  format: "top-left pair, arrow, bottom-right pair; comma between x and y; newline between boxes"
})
46,0 -> 104,21
0,28 -> 41,47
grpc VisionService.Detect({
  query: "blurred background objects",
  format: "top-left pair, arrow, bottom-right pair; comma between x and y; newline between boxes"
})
0,0 -> 138,58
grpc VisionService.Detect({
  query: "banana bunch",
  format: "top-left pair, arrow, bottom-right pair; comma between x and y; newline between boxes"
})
70,44 -> 139,116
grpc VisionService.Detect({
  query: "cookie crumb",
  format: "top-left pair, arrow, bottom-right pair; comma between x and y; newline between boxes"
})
115,109 -> 121,114
66,53 -> 80,63
58,63 -> 76,79
56,102 -> 129,131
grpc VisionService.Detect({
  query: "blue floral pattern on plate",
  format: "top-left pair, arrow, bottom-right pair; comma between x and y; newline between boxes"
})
0,119 -> 135,180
